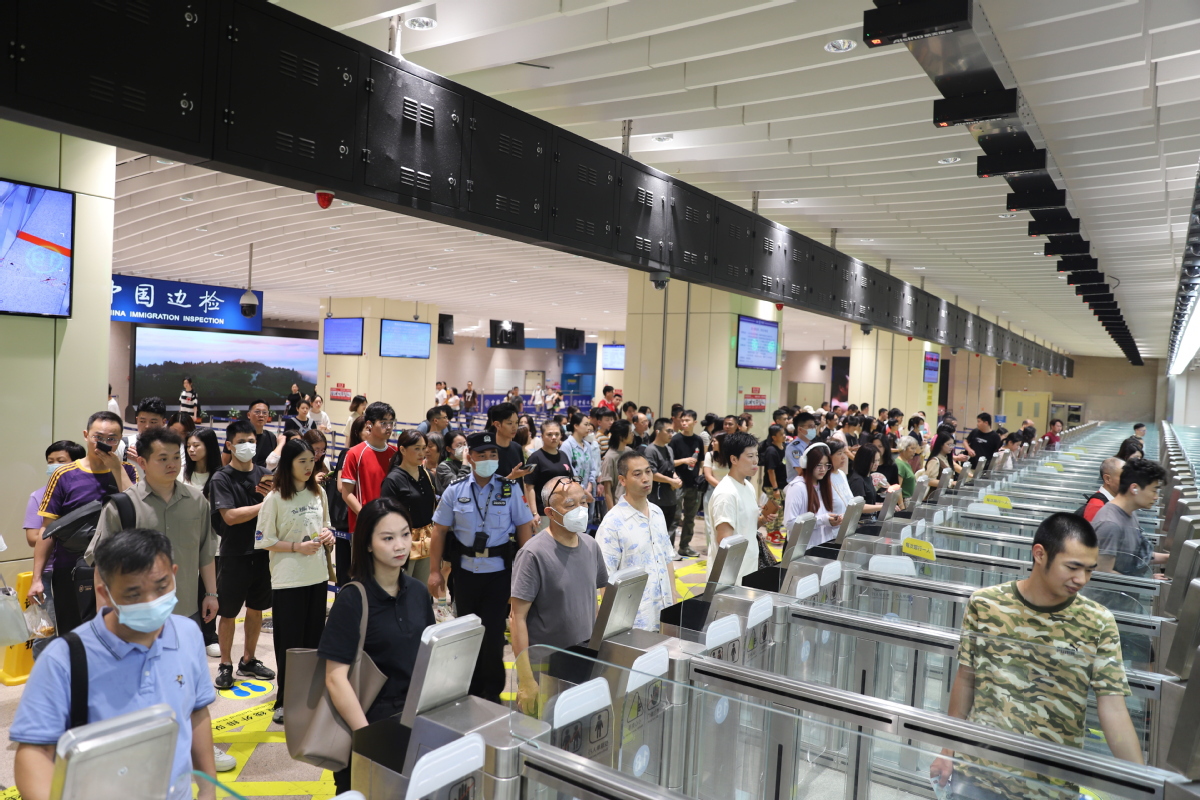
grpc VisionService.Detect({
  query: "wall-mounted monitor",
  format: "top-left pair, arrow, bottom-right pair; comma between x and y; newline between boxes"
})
602,344 -> 626,370
735,315 -> 779,370
556,327 -> 586,354
133,326 -> 318,407
323,317 -> 364,355
0,178 -> 75,318
437,313 -> 454,345
489,319 -> 525,350
380,319 -> 431,359
923,351 -> 940,383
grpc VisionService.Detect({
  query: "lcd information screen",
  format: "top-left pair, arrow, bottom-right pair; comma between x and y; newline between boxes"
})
380,319 -> 431,359
323,318 -> 364,355
923,351 -> 940,383
0,179 -> 75,318
736,315 -> 779,370
602,344 -> 625,370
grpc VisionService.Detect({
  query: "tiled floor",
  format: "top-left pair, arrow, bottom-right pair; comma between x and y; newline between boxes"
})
0,519 -> 735,799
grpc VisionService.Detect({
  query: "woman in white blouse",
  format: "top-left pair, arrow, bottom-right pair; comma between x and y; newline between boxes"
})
783,443 -> 847,558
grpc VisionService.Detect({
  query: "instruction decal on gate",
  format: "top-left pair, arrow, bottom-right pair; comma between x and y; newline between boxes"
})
983,495 -> 1013,510
902,538 -> 936,561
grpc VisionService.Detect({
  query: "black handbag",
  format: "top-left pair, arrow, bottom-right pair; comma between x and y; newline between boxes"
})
756,533 -> 780,570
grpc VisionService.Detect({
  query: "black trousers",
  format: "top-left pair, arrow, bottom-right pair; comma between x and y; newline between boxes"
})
52,567 -> 84,635
197,558 -> 218,646
271,582 -> 328,709
650,498 -> 677,539
451,568 -> 510,704
334,536 -> 352,586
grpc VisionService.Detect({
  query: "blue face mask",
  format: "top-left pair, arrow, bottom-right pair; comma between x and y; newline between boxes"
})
108,588 -> 178,633
804,427 -> 817,441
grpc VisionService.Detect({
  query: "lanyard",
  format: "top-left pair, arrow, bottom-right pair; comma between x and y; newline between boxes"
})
470,479 -> 495,520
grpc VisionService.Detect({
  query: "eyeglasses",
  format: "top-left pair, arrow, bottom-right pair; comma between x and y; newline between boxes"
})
91,434 -> 122,445
371,420 -> 396,430
811,463 -> 831,471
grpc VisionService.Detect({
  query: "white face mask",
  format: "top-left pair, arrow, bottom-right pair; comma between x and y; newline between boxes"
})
554,505 -> 589,534
474,458 -> 499,478
233,441 -> 257,463
46,463 -> 62,476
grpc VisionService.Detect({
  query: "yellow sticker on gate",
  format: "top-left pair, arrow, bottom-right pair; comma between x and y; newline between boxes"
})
1043,462 -> 1064,472
983,495 -> 1013,510
902,538 -> 936,561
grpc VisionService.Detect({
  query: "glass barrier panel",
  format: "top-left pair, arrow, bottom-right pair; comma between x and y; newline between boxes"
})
508,645 -> 1144,800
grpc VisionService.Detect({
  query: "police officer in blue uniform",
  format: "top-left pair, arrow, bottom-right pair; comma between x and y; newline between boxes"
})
429,430 -> 534,703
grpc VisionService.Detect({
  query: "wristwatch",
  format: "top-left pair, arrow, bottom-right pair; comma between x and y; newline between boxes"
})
205,592 -> 218,598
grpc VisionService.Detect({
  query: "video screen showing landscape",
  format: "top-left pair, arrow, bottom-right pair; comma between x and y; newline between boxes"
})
134,326 -> 318,411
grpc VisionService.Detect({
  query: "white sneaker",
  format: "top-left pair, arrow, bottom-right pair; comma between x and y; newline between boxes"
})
206,643 -> 221,659
213,745 -> 236,772
273,706 -> 285,725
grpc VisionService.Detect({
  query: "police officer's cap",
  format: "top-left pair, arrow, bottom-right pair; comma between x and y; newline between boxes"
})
467,431 -> 500,453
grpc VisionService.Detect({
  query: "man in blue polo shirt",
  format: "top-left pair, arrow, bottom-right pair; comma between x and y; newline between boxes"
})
12,528 -> 217,800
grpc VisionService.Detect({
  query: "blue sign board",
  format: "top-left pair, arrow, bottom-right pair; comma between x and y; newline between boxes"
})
110,275 -> 263,331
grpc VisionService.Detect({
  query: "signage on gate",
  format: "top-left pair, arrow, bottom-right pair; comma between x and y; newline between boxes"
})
111,275 -> 263,331
329,383 -> 352,402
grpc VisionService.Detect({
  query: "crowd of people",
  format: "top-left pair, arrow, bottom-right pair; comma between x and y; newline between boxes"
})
9,372 -> 1163,797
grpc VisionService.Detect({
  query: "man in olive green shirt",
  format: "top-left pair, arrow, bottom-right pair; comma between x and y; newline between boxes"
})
88,427 -> 217,621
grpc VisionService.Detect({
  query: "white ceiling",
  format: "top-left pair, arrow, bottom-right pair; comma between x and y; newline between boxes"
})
114,0 -> 1199,358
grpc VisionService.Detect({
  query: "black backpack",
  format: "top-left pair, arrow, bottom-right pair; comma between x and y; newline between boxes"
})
47,493 -> 137,623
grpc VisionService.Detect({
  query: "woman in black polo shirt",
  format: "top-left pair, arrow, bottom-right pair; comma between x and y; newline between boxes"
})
379,431 -> 437,584
318,497 -> 436,794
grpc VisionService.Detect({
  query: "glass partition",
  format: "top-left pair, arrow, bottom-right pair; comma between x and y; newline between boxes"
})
509,644 -> 1153,800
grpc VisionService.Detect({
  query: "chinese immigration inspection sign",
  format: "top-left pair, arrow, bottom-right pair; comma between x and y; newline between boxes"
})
111,275 -> 264,331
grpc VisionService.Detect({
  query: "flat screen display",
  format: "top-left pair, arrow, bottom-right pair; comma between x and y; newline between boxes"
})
736,315 -> 778,370
489,319 -> 525,350
134,326 -> 318,407
923,352 -> 940,383
380,319 -> 431,359
556,327 -> 586,354
602,344 -> 625,370
323,317 -> 364,355
0,179 -> 75,318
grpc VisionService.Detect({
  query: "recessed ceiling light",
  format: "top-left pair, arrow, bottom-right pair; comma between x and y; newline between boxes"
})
329,248 -> 340,253
861,238 -> 874,242
1033,250 -> 1043,255
1057,276 -> 1066,279
509,279 -> 519,283
914,267 -> 926,270
329,225 -> 341,230
603,310 -> 610,313
824,39 -> 856,53
416,282 -> 426,286
998,213 -> 1017,218
339,201 -> 354,207
654,133 -> 674,143
428,266 -> 438,270
444,248 -> 454,252
782,199 -> 800,205
489,293 -> 497,296
404,8 -> 437,30
325,268 -> 338,273
196,226 -> 207,232
551,303 -> 559,306
179,195 -> 194,202
155,158 -> 176,165
213,251 -> 224,256
937,156 -> 961,165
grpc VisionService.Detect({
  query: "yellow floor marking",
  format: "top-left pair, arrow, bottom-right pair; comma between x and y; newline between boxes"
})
0,787 -> 20,800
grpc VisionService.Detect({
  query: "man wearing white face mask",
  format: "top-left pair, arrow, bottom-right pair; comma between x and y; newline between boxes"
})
429,430 -> 534,703
784,411 -> 818,482
510,475 -> 608,713
12,528 -> 218,800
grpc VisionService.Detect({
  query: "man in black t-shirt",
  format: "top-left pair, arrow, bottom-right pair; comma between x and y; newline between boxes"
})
645,419 -> 683,559
487,402 -> 534,486
965,412 -> 1002,470
247,398 -> 277,468
523,420 -> 574,528
207,420 -> 276,690
668,410 -> 704,558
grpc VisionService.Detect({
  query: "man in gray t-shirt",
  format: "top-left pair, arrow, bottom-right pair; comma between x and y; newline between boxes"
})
511,476 -> 608,712
1092,459 -> 1167,578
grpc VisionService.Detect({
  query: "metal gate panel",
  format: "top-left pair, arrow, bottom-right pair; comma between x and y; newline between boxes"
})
550,136 -> 616,249
466,100 -> 548,232
224,2 -> 358,180
364,59 -> 463,207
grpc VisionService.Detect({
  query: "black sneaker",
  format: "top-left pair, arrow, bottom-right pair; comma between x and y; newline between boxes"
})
214,663 -> 235,690
678,546 -> 699,558
237,657 -> 276,680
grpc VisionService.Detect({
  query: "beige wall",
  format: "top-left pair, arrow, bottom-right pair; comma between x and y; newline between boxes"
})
625,273 -> 782,425
779,348 -> 844,404
434,337 -> 562,396
998,356 -> 1161,423
847,328 -> 938,423
318,297 -> 440,427
0,121 -> 115,583
946,347 -> 1000,421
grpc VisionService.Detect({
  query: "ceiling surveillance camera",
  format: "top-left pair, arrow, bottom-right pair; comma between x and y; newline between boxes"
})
819,357 -> 828,371
239,289 -> 259,318
649,270 -> 670,290
860,323 -> 872,335
996,358 -> 1003,365
951,347 -> 959,355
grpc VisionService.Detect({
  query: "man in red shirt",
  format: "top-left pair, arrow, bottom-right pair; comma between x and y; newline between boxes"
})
1046,418 -> 1064,449
1081,457 -> 1124,522
596,385 -> 618,412
339,402 -> 397,536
